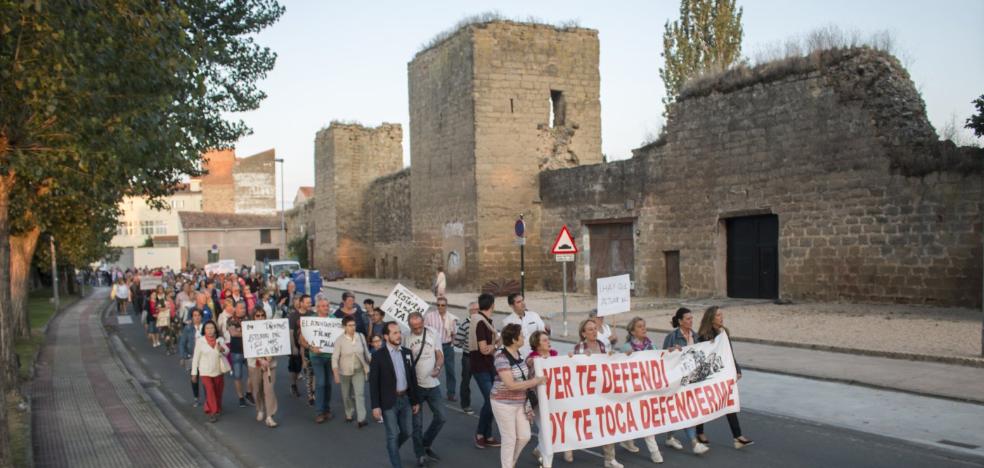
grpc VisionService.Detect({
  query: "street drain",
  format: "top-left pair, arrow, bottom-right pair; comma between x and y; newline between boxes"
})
937,439 -> 979,449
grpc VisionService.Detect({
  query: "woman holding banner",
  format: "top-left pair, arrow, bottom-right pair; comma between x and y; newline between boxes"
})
191,320 -> 230,423
618,317 -> 664,464
570,319 -> 624,468
527,331 -> 557,468
333,315 -> 372,427
248,308 -> 279,428
491,324 -> 545,468
695,306 -> 754,449
661,308 -> 710,455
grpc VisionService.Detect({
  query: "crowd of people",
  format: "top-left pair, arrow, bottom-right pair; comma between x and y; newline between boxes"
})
107,266 -> 752,468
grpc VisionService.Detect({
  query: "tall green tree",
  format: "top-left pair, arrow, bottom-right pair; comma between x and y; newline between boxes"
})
659,0 -> 744,113
967,94 -> 984,138
0,1 -> 283,460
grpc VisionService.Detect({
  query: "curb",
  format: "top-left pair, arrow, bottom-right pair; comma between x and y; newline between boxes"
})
99,300 -> 243,468
325,284 -> 984,368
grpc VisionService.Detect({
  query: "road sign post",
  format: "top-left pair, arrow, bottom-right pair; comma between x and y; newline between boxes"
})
515,216 -> 526,297
551,225 -> 578,337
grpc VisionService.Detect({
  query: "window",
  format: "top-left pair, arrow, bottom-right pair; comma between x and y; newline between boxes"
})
140,220 -> 166,235
260,229 -> 271,244
549,90 -> 566,127
116,222 -> 133,236
170,199 -> 185,210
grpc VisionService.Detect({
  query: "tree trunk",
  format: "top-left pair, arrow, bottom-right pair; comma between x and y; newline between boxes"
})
0,169 -> 16,467
10,227 -> 40,339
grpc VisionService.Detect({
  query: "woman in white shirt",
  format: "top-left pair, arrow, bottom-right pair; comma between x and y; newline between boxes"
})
191,320 -> 229,423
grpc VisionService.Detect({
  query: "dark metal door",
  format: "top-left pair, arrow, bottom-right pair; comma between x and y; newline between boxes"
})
727,215 -> 778,299
664,251 -> 681,297
589,223 -> 634,294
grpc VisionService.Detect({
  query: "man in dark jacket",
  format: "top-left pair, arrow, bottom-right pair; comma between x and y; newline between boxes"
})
370,321 -> 420,468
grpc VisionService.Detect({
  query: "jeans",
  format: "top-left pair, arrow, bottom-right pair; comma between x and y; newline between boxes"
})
459,352 -> 472,409
412,385 -> 447,457
442,343 -> 456,397
668,427 -> 697,443
383,395 -> 413,468
474,371 -> 495,438
310,354 -> 333,414
696,413 -> 743,438
230,353 -> 247,380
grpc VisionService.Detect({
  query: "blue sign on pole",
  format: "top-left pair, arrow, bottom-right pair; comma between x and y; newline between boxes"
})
514,217 -> 525,238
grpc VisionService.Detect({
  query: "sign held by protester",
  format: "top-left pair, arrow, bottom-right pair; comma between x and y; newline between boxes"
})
204,259 -> 236,275
534,333 -> 740,453
380,283 -> 429,325
300,316 -> 344,353
243,318 -> 290,358
138,276 -> 162,291
596,274 -> 631,317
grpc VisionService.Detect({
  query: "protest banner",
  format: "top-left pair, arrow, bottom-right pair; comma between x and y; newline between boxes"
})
204,259 -> 237,275
138,276 -> 162,291
300,316 -> 344,353
596,274 -> 631,317
380,283 -> 429,325
243,318 -> 291,358
534,332 -> 740,453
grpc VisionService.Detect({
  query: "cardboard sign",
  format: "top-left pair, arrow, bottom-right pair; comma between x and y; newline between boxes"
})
535,333 -> 740,453
380,283 -> 429,325
596,274 -> 631,317
243,318 -> 290,358
204,259 -> 236,275
138,276 -> 162,291
300,316 -> 344,353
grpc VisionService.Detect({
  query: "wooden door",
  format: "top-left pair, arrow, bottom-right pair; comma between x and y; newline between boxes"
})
664,250 -> 681,297
727,215 -> 778,299
589,223 -> 634,294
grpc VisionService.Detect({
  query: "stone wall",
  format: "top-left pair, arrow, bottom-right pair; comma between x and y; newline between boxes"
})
365,169 -> 412,279
540,48 -> 983,306
200,149 -> 236,213
313,122 -> 403,275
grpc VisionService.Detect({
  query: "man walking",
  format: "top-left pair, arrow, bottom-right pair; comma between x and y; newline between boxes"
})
300,297 -> 335,422
407,312 -> 446,466
503,293 -> 548,357
469,293 -> 500,449
371,322 -> 421,468
424,297 -> 458,401
452,302 -> 479,414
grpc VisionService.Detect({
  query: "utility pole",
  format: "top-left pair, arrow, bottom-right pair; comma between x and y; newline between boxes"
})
50,235 -> 59,311
276,158 -> 286,260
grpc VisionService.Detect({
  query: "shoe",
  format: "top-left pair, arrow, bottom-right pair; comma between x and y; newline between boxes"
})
692,442 -> 710,455
425,447 -> 440,460
474,435 -> 487,449
697,434 -> 710,444
239,397 -> 246,408
665,436 -> 684,451
265,417 -> 278,428
604,460 -> 624,468
256,411 -> 264,422
207,414 -> 217,423
462,407 -> 475,415
245,393 -> 256,405
447,395 -> 457,402
315,414 -> 326,424
324,411 -> 334,421
357,421 -> 368,429
417,456 -> 427,467
307,398 -> 315,407
290,385 -> 300,398
734,437 -> 754,449
620,440 -> 640,453
484,437 -> 501,447
532,447 -> 541,462
345,417 -> 354,423
651,450 -> 664,464
192,401 -> 199,408
563,451 -> 573,462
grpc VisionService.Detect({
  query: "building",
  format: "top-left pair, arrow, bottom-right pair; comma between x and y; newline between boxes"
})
293,186 -> 314,207
178,212 -> 285,268
197,148 -> 277,215
110,181 -> 203,269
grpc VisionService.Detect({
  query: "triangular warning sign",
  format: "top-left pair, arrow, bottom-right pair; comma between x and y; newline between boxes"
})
551,225 -> 578,254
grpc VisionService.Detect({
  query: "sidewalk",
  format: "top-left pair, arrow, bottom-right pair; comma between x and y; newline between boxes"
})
31,291 -> 204,467
324,278 -> 984,404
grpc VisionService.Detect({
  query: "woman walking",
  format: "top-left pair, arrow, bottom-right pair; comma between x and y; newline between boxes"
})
695,306 -> 754,449
147,285 -> 168,348
180,309 -> 206,406
570,319 -> 623,468
491,324 -> 545,468
619,317 -> 664,464
662,308 -> 710,455
248,308 -> 279,428
225,302 -> 252,408
332,315 -> 371,427
191,320 -> 229,422
526,331 -> 557,468
161,290 -> 180,355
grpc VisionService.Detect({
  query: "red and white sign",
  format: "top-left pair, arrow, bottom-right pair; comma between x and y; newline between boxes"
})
533,333 -> 740,453
551,225 -> 578,254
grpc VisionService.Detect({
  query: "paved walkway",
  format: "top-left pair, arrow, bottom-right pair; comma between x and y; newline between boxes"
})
322,281 -> 984,404
32,291 -> 204,468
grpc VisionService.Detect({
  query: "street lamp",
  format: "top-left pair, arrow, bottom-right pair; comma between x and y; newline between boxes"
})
275,158 -> 286,260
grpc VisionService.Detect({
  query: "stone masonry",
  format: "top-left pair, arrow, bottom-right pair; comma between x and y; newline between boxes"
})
313,122 -> 403,275
198,148 -> 276,215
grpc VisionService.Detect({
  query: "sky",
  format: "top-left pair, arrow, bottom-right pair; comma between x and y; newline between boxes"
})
229,0 -> 984,209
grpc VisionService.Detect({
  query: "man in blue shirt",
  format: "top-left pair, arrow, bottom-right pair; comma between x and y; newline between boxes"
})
370,322 -> 421,468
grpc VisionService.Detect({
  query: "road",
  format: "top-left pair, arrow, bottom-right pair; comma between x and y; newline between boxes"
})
105,288 -> 982,468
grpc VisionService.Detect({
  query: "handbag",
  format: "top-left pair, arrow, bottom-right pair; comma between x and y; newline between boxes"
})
504,350 -> 538,409
217,339 -> 232,374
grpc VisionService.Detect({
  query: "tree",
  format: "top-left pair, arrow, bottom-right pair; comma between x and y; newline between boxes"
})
0,0 -> 283,459
288,232 -> 309,268
659,0 -> 744,113
967,94 -> 984,138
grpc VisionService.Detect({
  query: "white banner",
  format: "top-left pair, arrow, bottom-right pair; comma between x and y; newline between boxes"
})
380,283 -> 429,325
596,274 -> 631,317
300,316 -> 344,353
534,333 -> 740,453
204,259 -> 237,275
138,276 -> 163,291
243,318 -> 291,358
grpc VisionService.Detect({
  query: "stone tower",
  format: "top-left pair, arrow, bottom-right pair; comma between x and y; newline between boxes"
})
313,122 -> 403,275
408,20 -> 602,289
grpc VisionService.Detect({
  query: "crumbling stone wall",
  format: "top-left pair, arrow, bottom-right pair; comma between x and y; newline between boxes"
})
541,48 -> 982,306
365,169 -> 412,279
313,122 -> 403,276
409,20 -> 602,290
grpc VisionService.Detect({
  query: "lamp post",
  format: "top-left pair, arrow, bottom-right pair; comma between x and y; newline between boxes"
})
275,158 -> 286,260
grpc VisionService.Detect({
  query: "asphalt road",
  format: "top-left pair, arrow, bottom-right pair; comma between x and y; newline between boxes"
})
106,289 -> 981,468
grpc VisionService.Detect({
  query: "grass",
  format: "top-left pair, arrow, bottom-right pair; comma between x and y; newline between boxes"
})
9,287 -> 82,467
